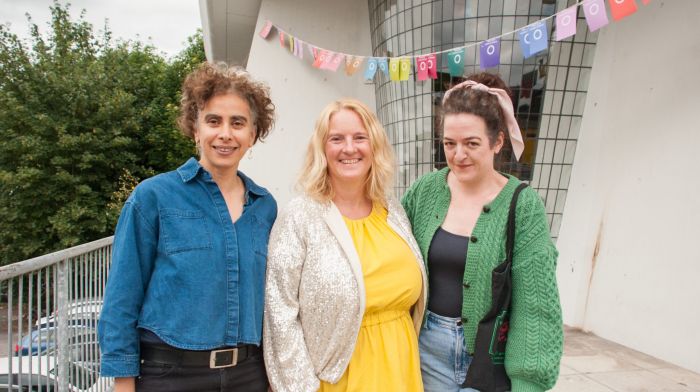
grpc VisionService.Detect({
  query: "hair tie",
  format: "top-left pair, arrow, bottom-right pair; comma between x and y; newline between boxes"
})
442,80 -> 525,161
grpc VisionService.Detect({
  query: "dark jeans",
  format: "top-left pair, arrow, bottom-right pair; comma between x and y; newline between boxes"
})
135,350 -> 268,392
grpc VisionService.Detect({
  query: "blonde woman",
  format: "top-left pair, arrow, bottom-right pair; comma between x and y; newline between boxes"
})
263,99 -> 427,391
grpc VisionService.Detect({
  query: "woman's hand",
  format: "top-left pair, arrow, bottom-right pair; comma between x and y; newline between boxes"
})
113,377 -> 135,392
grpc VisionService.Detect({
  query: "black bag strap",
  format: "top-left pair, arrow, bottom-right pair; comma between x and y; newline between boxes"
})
505,183 -> 528,264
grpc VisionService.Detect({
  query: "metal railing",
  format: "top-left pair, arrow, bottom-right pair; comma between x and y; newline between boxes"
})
0,236 -> 114,392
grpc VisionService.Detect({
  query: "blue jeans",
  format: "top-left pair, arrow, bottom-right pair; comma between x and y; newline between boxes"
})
419,310 -> 479,392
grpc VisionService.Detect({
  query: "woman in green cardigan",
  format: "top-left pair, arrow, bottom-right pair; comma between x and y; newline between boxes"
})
401,72 -> 563,392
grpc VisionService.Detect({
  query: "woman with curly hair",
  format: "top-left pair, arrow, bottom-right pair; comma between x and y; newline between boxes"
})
98,62 -> 277,392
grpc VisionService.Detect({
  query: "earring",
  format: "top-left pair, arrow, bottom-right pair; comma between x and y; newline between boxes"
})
248,148 -> 253,160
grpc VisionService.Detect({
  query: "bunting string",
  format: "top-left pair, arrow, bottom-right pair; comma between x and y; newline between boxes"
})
259,0 -> 648,81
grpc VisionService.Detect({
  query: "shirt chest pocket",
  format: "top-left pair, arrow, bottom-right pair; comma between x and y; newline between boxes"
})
251,216 -> 272,260
160,208 -> 213,255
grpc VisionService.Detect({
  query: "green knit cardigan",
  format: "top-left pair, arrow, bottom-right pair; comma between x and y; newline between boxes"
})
401,168 -> 563,392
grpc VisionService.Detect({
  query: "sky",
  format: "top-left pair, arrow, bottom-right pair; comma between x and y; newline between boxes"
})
1,0 -> 203,58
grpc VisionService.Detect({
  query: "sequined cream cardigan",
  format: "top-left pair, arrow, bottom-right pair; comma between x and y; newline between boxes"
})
263,195 -> 427,392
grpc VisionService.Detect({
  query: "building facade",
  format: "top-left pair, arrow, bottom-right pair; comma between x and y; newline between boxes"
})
201,0 -> 700,374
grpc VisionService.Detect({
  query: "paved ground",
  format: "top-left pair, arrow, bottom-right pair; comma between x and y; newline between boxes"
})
554,327 -> 700,391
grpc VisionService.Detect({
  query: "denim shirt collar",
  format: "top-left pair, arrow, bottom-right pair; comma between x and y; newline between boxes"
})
176,157 -> 269,198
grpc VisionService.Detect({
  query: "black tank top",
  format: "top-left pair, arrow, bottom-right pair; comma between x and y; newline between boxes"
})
427,227 -> 469,318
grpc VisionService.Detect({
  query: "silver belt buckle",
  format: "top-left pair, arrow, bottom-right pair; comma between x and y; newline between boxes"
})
209,348 -> 238,368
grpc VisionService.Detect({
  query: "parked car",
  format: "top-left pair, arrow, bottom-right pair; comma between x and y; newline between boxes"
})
0,355 -> 103,392
34,299 -> 102,328
15,321 -> 97,357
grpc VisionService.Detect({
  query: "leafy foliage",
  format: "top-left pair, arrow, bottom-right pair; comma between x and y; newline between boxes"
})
0,2 -> 205,265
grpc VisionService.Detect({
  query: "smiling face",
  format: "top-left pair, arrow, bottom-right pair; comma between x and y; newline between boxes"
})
194,93 -> 255,175
324,109 -> 373,190
443,112 -> 503,184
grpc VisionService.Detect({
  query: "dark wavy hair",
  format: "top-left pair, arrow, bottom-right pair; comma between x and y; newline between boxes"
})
441,72 -> 512,147
177,62 -> 275,143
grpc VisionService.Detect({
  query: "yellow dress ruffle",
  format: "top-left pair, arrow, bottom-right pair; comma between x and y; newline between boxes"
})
319,204 -> 423,392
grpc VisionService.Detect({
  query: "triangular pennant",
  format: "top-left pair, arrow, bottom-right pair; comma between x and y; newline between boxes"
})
346,56 -> 364,76
259,20 -> 273,39
480,38 -> 500,69
415,56 -> 429,81
327,53 -> 345,72
555,6 -> 578,41
389,58 -> 400,81
378,58 -> 389,76
399,58 -> 411,81
518,21 -> 548,58
319,51 -> 337,70
364,58 -> 378,80
447,48 -> 465,77
609,0 -> 638,21
427,54 -> 437,79
583,0 -> 609,32
312,50 -> 331,68
295,39 -> 304,59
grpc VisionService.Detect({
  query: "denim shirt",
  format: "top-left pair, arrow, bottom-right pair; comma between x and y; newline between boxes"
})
98,158 -> 277,377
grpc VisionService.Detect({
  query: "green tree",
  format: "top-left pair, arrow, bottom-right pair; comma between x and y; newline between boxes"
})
0,2 -> 204,265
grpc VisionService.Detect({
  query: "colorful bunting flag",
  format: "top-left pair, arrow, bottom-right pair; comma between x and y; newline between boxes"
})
427,54 -> 437,79
378,58 -> 389,76
346,56 -> 364,76
583,0 -> 609,32
389,58 -> 400,81
399,58 -> 411,81
312,50 -> 331,68
364,58 -> 378,80
263,3 -> 650,84
447,49 -> 465,77
327,53 -> 345,72
518,22 -> 548,59
320,51 -> 339,70
259,20 -> 273,39
609,0 -> 638,21
556,6 -> 578,41
480,38 -> 501,69
295,39 -> 304,59
415,56 -> 430,81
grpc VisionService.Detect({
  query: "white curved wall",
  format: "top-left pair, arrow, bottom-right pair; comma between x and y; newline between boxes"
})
556,0 -> 700,373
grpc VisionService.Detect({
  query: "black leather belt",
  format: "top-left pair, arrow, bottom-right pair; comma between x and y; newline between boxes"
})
141,343 -> 262,369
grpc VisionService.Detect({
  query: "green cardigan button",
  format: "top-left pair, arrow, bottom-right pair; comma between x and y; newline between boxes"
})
470,236 -> 477,243
463,282 -> 471,289
483,206 -> 491,213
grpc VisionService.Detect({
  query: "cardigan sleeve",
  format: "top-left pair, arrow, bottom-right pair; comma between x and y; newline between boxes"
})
263,204 -> 320,392
401,175 -> 422,224
505,189 -> 563,392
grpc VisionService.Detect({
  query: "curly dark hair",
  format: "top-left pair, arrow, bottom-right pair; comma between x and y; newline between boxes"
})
177,62 -> 275,143
441,72 -> 512,146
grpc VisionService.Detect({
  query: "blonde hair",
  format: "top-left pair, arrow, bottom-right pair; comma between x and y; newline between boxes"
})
298,98 -> 395,204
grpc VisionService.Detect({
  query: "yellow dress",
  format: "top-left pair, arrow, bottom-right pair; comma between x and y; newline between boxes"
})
319,204 -> 424,392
